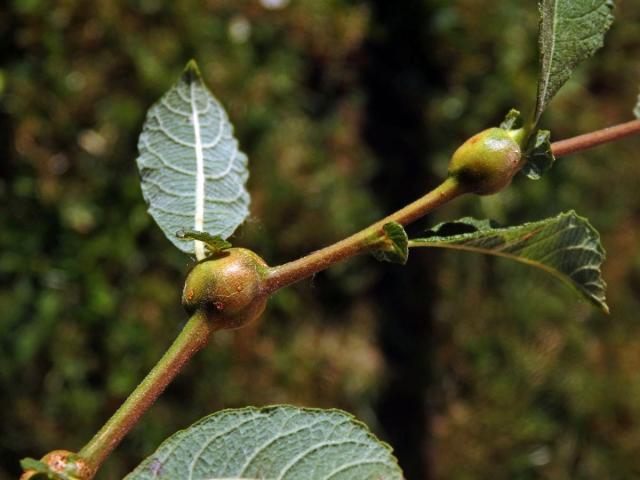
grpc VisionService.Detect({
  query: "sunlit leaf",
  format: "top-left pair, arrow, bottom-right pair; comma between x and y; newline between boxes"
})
125,405 -> 403,480
136,60 -> 250,259
410,211 -> 608,313
535,0 -> 614,123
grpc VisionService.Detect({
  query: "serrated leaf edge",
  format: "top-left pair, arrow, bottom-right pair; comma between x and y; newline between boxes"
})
410,211 -> 608,313
125,405 -> 404,480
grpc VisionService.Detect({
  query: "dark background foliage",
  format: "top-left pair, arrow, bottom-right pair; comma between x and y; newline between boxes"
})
2,0 -> 640,478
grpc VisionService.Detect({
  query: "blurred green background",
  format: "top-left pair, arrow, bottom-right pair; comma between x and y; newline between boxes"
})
2,0 -> 640,478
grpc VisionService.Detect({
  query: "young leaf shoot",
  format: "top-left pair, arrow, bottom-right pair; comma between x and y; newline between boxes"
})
371,222 -> 409,265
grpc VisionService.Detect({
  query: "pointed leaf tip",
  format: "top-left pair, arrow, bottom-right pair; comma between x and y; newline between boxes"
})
182,59 -> 202,84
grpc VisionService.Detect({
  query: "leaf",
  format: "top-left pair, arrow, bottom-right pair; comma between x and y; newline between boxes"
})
411,211 -> 608,313
20,458 -> 69,480
176,229 -> 232,255
498,109 -> 555,180
500,109 -> 524,131
634,89 -> 640,118
20,458 -> 48,472
371,222 -> 409,265
125,405 -> 403,480
535,0 -> 614,123
137,60 -> 250,259
521,129 -> 556,180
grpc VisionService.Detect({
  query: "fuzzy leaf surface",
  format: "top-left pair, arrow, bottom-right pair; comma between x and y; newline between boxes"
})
521,129 -> 556,180
371,222 -> 409,265
136,61 -> 250,258
535,0 -> 614,123
125,406 -> 403,480
411,211 -> 608,313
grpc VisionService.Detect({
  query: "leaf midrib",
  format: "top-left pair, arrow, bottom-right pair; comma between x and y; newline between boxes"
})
538,0 -> 559,121
190,80 -> 206,260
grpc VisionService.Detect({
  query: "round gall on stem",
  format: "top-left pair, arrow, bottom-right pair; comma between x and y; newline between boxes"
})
448,127 -> 522,195
182,248 -> 269,330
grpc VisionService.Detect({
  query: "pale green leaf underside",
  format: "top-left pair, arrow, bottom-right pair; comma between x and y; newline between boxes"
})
411,211 -> 608,313
535,0 -> 614,123
137,61 -> 250,257
125,406 -> 403,480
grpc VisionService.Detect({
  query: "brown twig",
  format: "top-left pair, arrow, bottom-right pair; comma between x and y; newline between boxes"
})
77,312 -> 214,478
264,177 -> 466,292
52,117 -> 640,480
551,119 -> 640,157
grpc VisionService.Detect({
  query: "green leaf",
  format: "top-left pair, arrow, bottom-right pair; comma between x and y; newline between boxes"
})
371,222 -> 409,265
20,458 -> 51,473
410,211 -> 608,313
521,129 -> 556,180
535,0 -> 614,123
176,229 -> 232,255
137,60 -> 250,260
499,110 -> 555,179
20,458 -> 69,480
634,90 -> 640,118
125,405 -> 403,480
500,109 -> 524,131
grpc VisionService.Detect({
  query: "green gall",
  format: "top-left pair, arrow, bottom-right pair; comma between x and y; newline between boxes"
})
448,127 -> 522,195
182,248 -> 269,330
